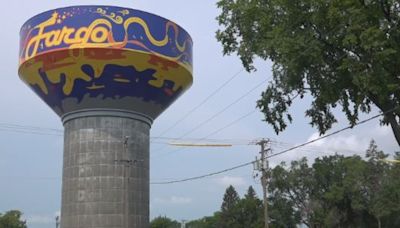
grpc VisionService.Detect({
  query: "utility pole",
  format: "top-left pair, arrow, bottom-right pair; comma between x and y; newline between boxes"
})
181,219 -> 187,228
55,215 -> 59,228
253,139 -> 271,228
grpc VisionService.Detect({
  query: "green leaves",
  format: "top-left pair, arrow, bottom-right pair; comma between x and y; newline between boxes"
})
150,216 -> 180,228
216,0 -> 400,145
0,210 -> 27,228
268,141 -> 400,227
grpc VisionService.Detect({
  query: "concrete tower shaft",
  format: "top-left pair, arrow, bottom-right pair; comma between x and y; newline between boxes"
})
61,111 -> 150,228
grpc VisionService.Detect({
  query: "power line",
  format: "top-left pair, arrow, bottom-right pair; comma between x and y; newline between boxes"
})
0,128 -> 63,136
3,108 -> 396,185
150,161 -> 254,185
0,123 -> 62,132
150,107 -> 399,185
152,109 -> 257,158
266,110 -> 397,159
154,68 -> 244,138
177,80 -> 267,138
0,123 -> 257,144
270,140 -> 363,155
200,109 -> 257,140
151,80 -> 267,156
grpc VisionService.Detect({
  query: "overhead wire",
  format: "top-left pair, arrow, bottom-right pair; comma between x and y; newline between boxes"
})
0,123 -> 62,132
269,140 -> 363,155
151,79 -> 267,156
177,81 -> 267,138
154,68 -> 244,138
0,128 -> 63,136
151,109 -> 257,158
150,106 -> 399,184
2,108 -> 397,184
0,122 -> 258,145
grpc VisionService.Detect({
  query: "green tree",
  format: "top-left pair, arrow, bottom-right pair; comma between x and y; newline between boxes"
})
186,142 -> 400,227
216,0 -> 400,145
268,147 -> 400,228
188,186 -> 263,228
0,210 -> 27,228
311,154 -> 374,227
150,216 -> 180,228
234,186 -> 264,228
186,212 -> 221,228
269,158 -> 311,227
219,185 -> 240,228
362,140 -> 399,228
384,152 -> 400,227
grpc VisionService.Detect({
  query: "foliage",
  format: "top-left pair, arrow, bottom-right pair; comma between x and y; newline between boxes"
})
186,212 -> 221,228
165,142 -> 399,228
268,158 -> 310,226
187,185 -> 263,228
219,185 -> 240,228
233,186 -> 264,228
150,216 -> 180,228
0,210 -> 27,228
268,140 -> 400,227
216,0 -> 400,145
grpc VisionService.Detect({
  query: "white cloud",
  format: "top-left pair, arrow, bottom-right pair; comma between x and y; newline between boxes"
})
269,123 -> 398,167
307,132 -> 369,153
374,124 -> 392,136
154,196 -> 193,205
25,215 -> 54,225
215,175 -> 246,187
306,124 -> 397,154
270,123 -> 398,167
24,211 -> 60,225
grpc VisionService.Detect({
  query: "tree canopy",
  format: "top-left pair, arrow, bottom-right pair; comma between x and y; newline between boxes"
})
268,141 -> 400,227
150,216 -> 180,228
216,0 -> 400,145
187,185 -> 264,228
0,210 -> 27,228
182,141 -> 399,228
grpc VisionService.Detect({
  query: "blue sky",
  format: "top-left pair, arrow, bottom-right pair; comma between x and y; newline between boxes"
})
0,1 -> 398,228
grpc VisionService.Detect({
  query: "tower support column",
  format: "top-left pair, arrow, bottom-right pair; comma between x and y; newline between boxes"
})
60,110 -> 152,228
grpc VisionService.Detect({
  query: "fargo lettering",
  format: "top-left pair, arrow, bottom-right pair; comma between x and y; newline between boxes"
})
25,12 -> 112,60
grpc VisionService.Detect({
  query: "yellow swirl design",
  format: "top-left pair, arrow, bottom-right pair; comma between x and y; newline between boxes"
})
96,8 -> 123,24
19,8 -> 193,98
21,12 -> 191,68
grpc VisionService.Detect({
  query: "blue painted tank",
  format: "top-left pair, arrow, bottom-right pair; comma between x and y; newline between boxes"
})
19,5 -> 193,120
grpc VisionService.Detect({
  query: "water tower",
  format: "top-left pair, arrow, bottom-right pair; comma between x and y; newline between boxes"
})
18,6 -> 193,228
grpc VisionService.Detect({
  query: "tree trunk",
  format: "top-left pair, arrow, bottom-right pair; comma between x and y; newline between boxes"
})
378,217 -> 381,228
367,94 -> 400,146
386,113 -> 400,146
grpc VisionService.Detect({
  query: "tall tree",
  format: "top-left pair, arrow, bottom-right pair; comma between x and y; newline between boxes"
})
188,186 -> 263,228
363,140 -> 397,228
219,185 -> 240,228
0,210 -> 27,228
269,158 -> 311,226
234,186 -> 264,228
385,151 -> 400,226
216,0 -> 400,145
